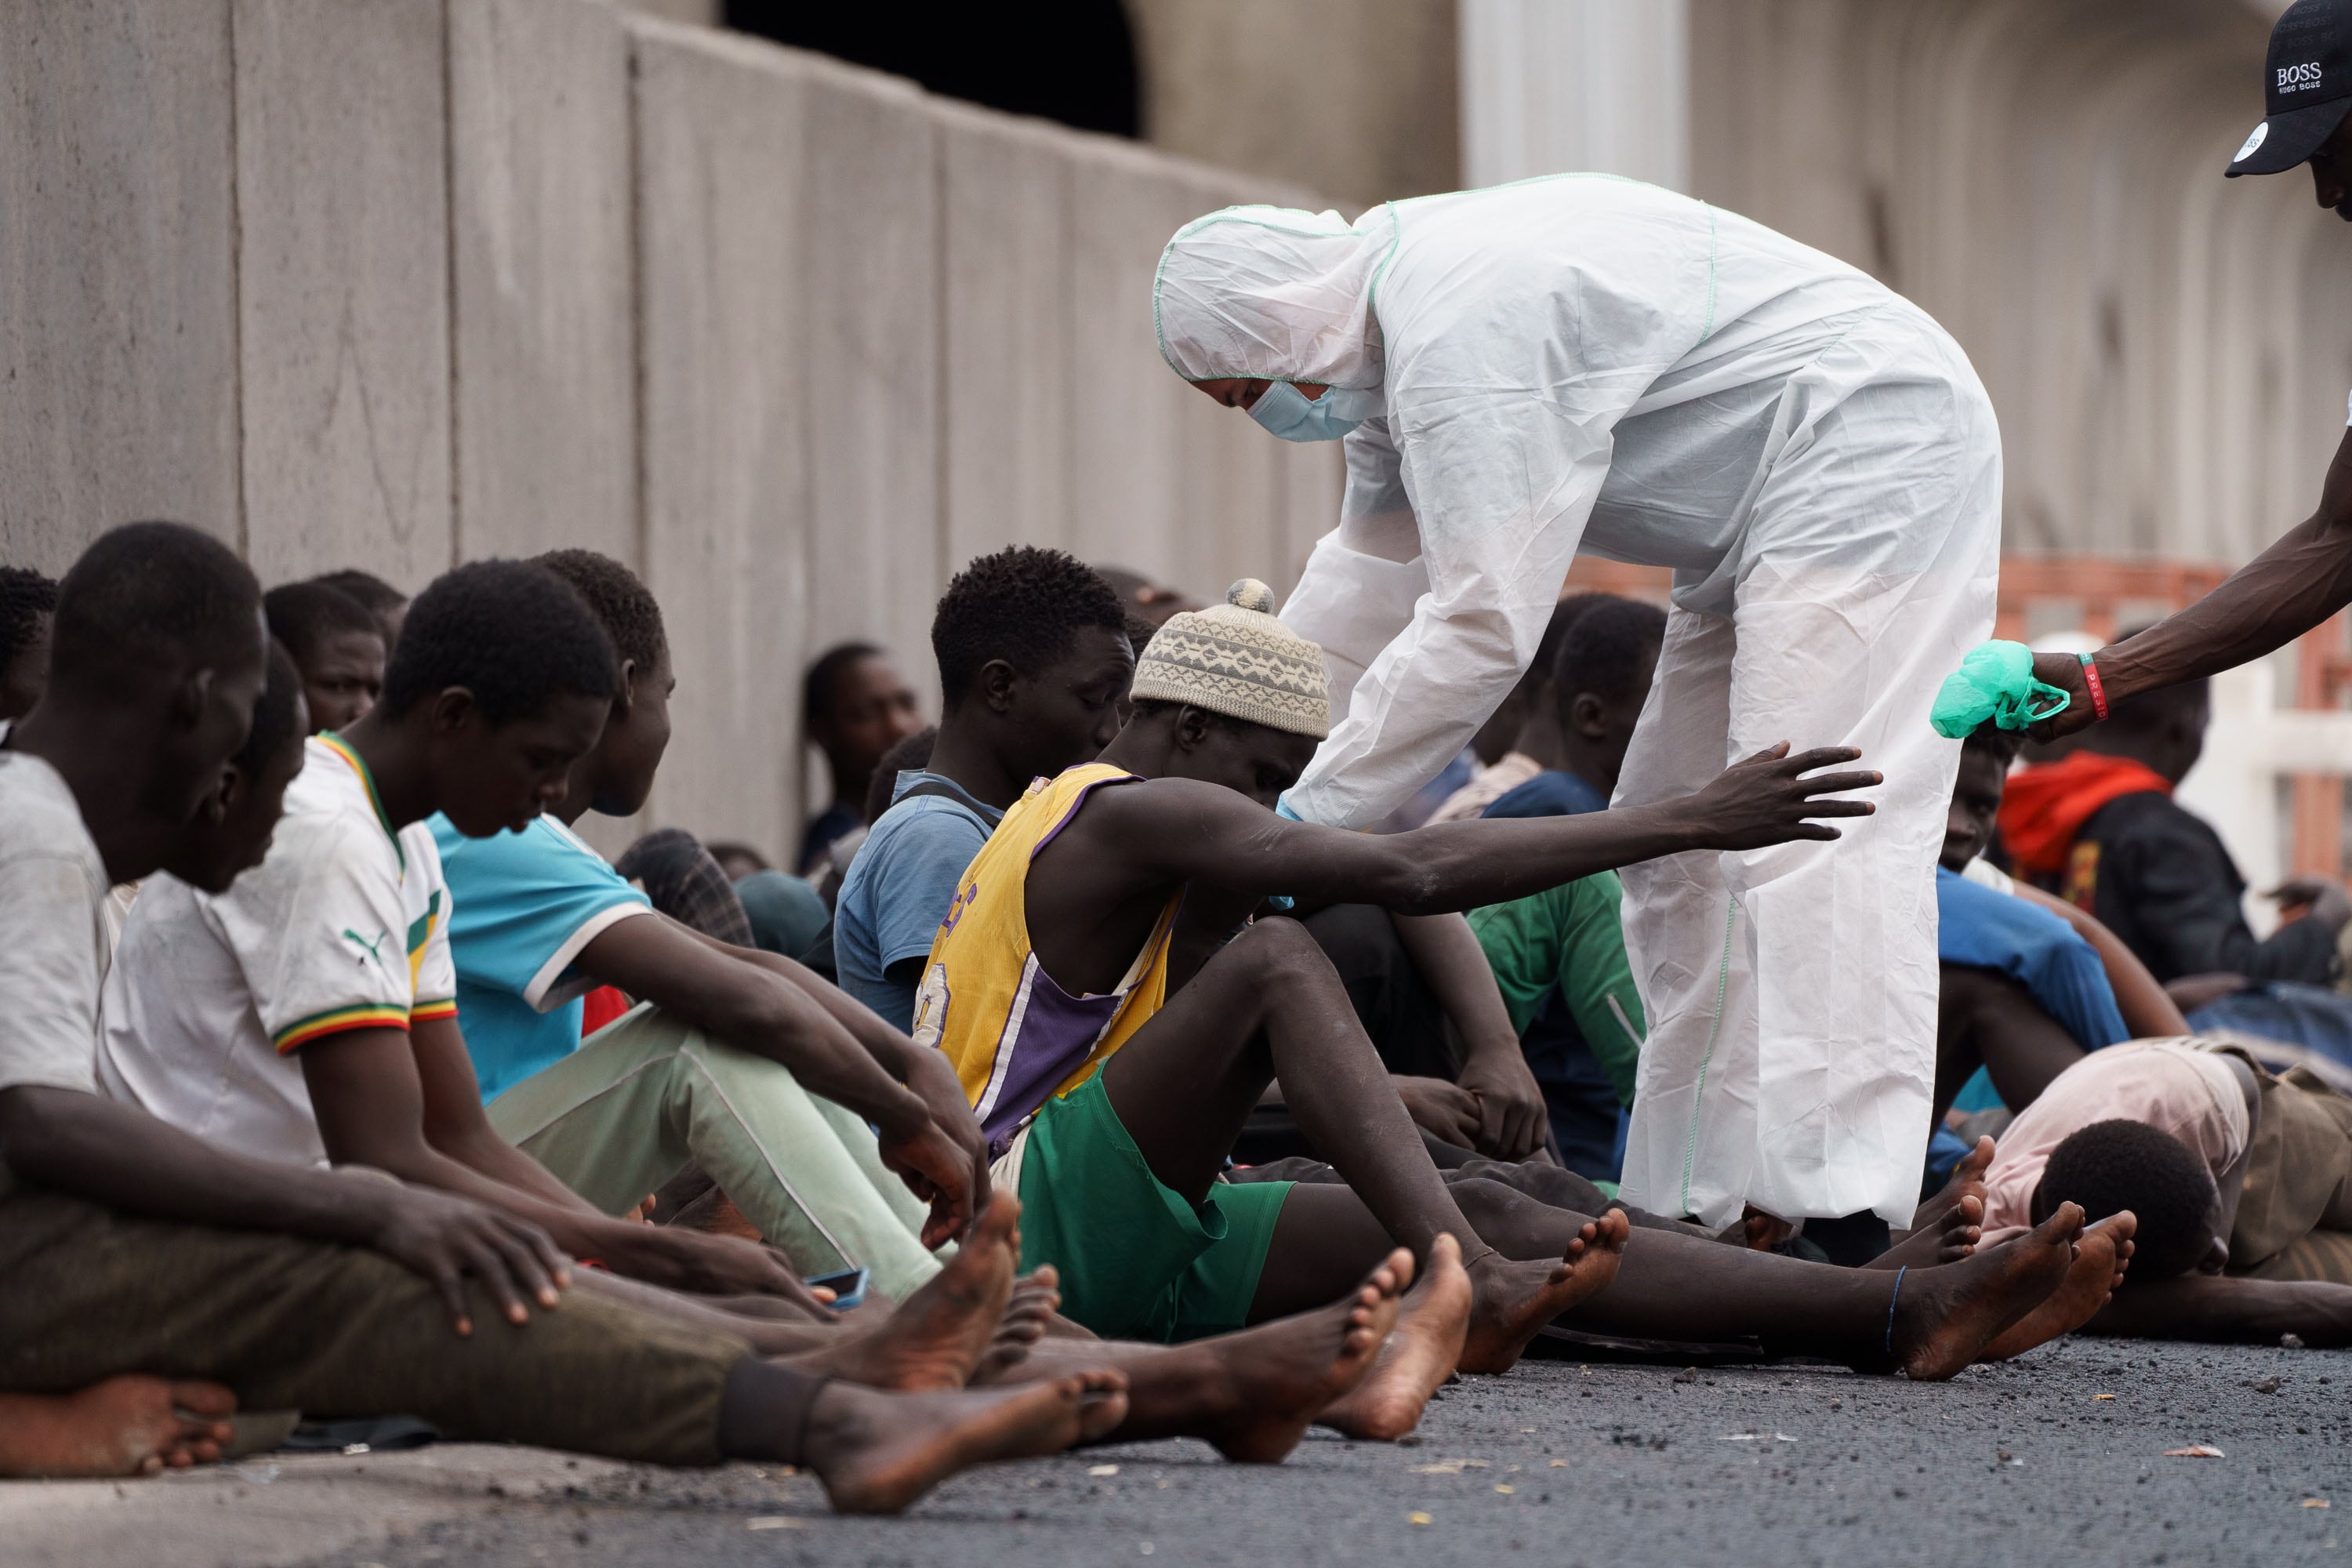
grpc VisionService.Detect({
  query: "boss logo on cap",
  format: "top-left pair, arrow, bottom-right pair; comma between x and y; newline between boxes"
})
2280,60 -> 2329,91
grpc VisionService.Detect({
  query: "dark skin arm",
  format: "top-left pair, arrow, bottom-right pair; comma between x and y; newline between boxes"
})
0,1085 -> 568,1335
301,1022 -> 818,1302
580,913 -> 989,1246
2080,1273 -> 2352,1345
2030,430 -> 2352,739
1032,743 -> 1877,993
1388,910 -> 1547,1160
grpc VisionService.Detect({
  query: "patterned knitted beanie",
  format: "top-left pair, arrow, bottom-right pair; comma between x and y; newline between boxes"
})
1130,579 -> 1329,740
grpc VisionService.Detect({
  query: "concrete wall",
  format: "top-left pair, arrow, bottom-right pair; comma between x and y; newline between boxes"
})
1126,0 -> 1460,211
0,0 -> 1341,864
1689,0 -> 2352,567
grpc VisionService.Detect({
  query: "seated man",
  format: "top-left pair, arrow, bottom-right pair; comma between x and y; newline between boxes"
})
840,548 -> 1544,1162
1991,1036 -> 2352,1347
0,564 -> 56,722
263,579 -> 385,731
309,567 -> 408,652
836,548 -> 1136,1034
800,640 -> 925,875
5,524 -> 1120,1506
1935,726 -> 2128,1123
431,549 -> 984,1301
1998,666 -> 2350,985
920,580 -> 2105,1374
1421,593 -> 1602,826
100,560 -> 819,1301
1468,594 -> 1666,1178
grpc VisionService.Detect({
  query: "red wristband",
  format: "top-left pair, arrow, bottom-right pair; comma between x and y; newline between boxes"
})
2078,653 -> 2110,721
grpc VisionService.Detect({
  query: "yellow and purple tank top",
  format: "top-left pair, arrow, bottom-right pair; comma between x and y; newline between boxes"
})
913,763 -> 1183,1157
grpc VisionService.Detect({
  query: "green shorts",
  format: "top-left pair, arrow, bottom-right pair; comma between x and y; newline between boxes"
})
1014,1072 -> 1294,1344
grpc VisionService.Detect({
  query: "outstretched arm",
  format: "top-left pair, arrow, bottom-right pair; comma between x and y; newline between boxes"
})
2030,426 -> 2352,739
1097,742 -> 1879,916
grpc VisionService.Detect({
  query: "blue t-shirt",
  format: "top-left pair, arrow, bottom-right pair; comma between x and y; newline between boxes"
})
1484,769 -> 1611,820
1936,866 -> 2129,1054
430,814 -> 652,1102
834,771 -> 1004,1033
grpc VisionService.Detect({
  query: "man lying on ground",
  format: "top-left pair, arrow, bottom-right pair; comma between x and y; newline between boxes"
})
1994,1036 -> 2352,1345
918,580 -> 2115,1375
2,524 -> 1127,1506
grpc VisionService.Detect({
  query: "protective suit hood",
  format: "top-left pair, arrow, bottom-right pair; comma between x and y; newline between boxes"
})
1153,205 -> 1395,390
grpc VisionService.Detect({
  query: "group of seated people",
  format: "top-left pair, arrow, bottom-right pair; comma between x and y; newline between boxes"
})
2,528 -> 2350,1512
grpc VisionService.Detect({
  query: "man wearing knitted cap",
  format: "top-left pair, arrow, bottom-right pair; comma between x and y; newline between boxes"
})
1155,180 -> 2002,1243
913,583 -> 2100,1378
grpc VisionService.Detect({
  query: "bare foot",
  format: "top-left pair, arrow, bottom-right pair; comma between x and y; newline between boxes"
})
0,1379 -> 236,1478
971,1269 -> 1062,1386
1183,1248 -> 1408,1463
1883,1203 -> 2082,1380
1319,1232 -> 1471,1442
1976,1213 -> 2137,1362
1460,1210 -> 1631,1374
1869,1194 -> 1984,1271
1911,1135 -> 1994,1232
806,1369 -> 1130,1515
804,1199 -> 1022,1392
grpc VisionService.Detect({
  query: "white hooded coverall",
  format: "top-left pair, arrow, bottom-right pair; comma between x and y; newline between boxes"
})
1154,177 -> 2001,1228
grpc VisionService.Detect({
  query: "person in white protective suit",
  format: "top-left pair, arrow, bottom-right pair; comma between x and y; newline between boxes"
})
1153,176 -> 2002,1236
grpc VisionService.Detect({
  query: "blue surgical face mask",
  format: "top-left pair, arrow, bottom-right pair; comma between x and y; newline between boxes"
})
1247,381 -> 1379,442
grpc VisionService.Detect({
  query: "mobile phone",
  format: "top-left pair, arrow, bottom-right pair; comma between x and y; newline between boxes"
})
804,1266 -> 869,1311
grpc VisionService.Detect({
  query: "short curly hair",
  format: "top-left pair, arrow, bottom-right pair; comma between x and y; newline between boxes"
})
931,547 -> 1127,709
49,522 -> 262,699
0,565 -> 58,678
380,560 -> 616,726
2034,1117 -> 2220,1280
264,581 -> 379,665
534,549 -> 667,677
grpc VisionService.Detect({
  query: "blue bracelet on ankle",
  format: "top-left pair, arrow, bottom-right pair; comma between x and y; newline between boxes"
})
1884,1265 -> 1907,1358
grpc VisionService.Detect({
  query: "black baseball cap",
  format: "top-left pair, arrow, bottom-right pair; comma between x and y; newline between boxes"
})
2228,0 -> 2352,176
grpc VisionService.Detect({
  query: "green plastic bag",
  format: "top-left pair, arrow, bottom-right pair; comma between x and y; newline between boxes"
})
1929,640 -> 2074,739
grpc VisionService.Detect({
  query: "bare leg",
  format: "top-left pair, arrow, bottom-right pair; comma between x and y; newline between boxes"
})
0,1381 -> 236,1478
1102,919 -> 1625,1368
2081,1271 -> 2352,1345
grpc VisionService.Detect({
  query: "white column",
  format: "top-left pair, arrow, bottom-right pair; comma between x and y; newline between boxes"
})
1459,0 -> 1690,191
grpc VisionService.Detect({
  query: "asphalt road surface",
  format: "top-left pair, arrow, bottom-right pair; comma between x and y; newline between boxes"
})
276,1335 -> 2352,1568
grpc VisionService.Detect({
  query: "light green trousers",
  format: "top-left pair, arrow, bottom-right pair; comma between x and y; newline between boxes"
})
486,1003 -> 944,1300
